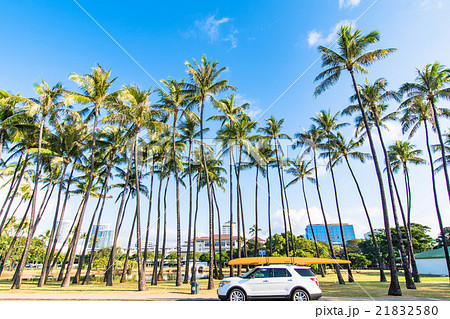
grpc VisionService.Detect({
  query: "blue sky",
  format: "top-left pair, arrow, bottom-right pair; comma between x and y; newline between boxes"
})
1,0 -> 450,247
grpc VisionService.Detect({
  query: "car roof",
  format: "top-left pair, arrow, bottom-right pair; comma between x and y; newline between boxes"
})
257,264 -> 310,269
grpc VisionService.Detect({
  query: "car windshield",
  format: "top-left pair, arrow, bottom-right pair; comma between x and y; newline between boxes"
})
241,268 -> 257,278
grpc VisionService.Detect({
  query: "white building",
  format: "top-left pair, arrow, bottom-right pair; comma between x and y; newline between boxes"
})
222,221 -> 236,235
185,235 -> 239,254
55,220 -> 71,249
415,247 -> 450,276
89,223 -> 113,249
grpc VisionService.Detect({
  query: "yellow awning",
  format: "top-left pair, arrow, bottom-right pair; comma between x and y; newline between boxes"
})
227,257 -> 351,266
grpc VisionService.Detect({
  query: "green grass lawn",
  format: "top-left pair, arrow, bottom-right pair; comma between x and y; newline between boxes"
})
318,270 -> 450,299
0,269 -> 449,299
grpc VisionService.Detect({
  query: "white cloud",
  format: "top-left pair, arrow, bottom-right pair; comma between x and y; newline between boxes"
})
307,20 -> 351,47
191,15 -> 239,50
195,15 -> 230,42
234,93 -> 261,119
339,0 -> 362,8
307,30 -> 322,47
381,121 -> 404,144
420,0 -> 444,9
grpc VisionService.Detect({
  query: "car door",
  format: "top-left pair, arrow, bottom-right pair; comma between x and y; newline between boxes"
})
243,268 -> 272,296
270,268 -> 294,296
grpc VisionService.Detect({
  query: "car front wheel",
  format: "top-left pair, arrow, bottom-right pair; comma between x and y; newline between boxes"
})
291,289 -> 309,301
228,288 -> 246,301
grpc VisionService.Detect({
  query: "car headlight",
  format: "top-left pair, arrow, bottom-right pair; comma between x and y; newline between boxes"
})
219,280 -> 231,287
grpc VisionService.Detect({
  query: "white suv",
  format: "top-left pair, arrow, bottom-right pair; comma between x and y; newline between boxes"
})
217,264 -> 322,301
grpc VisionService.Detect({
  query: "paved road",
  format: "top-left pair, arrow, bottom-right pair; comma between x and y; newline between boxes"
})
0,293 -> 447,301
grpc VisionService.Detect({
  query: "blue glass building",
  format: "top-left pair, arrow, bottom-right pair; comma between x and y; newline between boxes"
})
305,223 -> 356,244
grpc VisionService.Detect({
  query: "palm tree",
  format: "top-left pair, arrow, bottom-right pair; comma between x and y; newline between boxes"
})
260,140 -> 276,256
400,63 -> 450,204
184,55 -> 235,289
44,122 -> 88,283
286,157 -> 325,277
332,132 -> 387,282
104,84 -> 163,291
245,138 -> 269,257
83,125 -> 128,285
400,97 -> 450,279
208,153 -> 227,279
156,78 -> 192,286
259,116 -> 291,256
12,80 -> 71,289
179,114 -> 202,283
433,131 -> 450,173
312,110 -> 353,282
0,90 -> 29,163
219,115 -> 257,273
346,78 -> 416,289
210,93 -> 248,275
294,126 -> 345,284
388,140 -> 425,283
38,119 -> 88,286
388,141 -> 425,229
62,65 -> 119,288
313,24 -> 401,295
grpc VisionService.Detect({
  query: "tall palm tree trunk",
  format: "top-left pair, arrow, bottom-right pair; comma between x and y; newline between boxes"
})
83,168 -> 113,285
120,211 -> 137,283
134,131 -> 147,291
312,148 -> 344,284
151,168 -> 164,285
144,158 -> 155,270
327,149 -> 353,282
38,163 -> 68,286
424,121 -> 450,280
404,169 -> 412,231
199,98 -> 215,289
374,120 -> 416,290
0,199 -> 32,276
45,161 -> 76,282
157,176 -> 170,281
184,142 -> 193,284
228,149 -> 234,276
50,202 -> 80,278
12,118 -> 45,289
254,166 -> 259,257
0,151 -> 23,222
281,166 -> 296,256
234,151 -> 241,276
57,237 -> 74,281
172,112 -> 182,286
190,178 -> 200,283
73,189 -> 103,284
392,173 -> 420,283
266,164 -> 273,257
274,139 -> 289,255
301,178 -> 325,277
430,100 -> 450,204
349,69 -> 401,295
0,153 -> 30,237
238,184 -> 247,261
212,186 -> 223,279
344,156 -> 386,282
107,143 -> 134,286
62,108 -> 99,288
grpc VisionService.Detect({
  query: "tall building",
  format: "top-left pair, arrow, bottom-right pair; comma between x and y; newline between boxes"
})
89,224 -> 113,249
55,220 -> 71,249
185,235 -> 240,253
222,221 -> 236,235
305,223 -> 356,245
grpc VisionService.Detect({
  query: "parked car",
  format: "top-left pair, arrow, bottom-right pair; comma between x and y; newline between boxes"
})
217,264 -> 322,301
